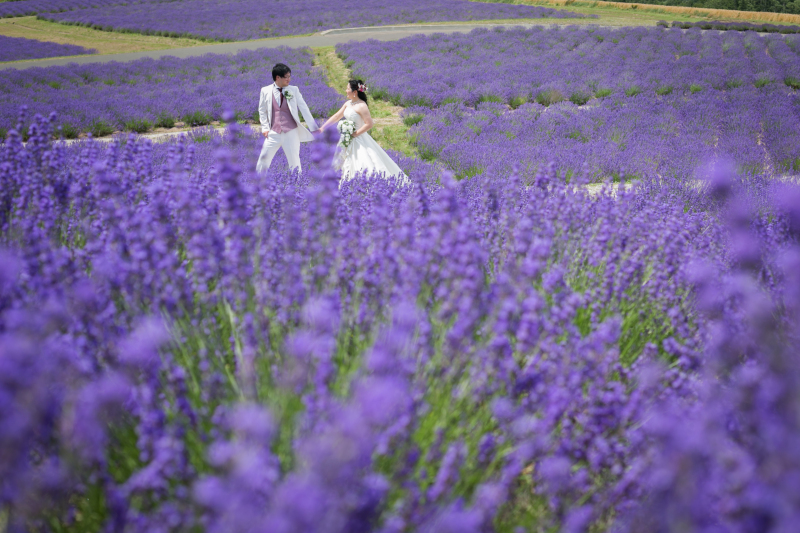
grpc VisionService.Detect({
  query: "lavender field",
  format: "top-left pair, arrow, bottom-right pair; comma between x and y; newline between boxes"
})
0,47 -> 338,139
339,26 -> 800,181
402,90 -> 800,181
39,0 -> 590,41
3,17 -> 800,533
3,107 -> 800,532
338,26 -> 800,107
0,34 -> 96,62
0,0 -> 143,18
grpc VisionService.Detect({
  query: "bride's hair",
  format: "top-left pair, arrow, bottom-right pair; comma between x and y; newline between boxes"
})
348,79 -> 368,105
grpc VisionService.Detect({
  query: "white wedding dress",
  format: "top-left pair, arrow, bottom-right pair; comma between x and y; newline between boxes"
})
335,102 -> 408,184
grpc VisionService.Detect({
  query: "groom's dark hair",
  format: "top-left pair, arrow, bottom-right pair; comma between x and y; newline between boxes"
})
272,63 -> 291,81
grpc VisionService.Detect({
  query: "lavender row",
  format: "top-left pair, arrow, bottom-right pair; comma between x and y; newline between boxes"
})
338,26 -> 800,107
40,0 -> 591,42
0,0 -> 152,18
3,112 -> 800,531
0,34 -> 96,62
661,19 -> 800,33
0,46 -> 340,138
403,86 -> 800,182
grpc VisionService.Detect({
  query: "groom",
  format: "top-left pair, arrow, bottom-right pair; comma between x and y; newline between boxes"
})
256,63 -> 319,173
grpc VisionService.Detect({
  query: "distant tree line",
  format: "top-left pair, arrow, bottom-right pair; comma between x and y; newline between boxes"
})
616,0 -> 800,15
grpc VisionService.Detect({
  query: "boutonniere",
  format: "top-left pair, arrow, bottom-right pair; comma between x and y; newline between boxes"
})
283,90 -> 294,102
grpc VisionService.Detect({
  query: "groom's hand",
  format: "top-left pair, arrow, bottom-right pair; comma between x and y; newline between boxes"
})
262,131 -> 269,138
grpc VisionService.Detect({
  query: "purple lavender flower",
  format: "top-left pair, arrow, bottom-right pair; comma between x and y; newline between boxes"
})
1,47 -> 339,139
39,0 -> 590,42
0,35 -> 95,62
2,24 -> 799,529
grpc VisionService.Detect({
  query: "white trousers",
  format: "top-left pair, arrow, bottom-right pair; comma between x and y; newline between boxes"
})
256,128 -> 301,173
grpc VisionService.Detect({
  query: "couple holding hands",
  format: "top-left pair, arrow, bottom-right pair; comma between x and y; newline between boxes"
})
256,62 -> 405,182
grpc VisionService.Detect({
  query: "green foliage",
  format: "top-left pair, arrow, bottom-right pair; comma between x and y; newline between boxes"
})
403,113 -> 425,127
779,156 -> 800,171
755,76 -> 773,88
785,76 -> 800,89
689,83 -> 704,93
90,120 -> 114,137
124,118 -> 152,134
406,94 -> 433,107
155,112 -> 175,129
59,123 -> 79,139
567,129 -> 589,143
625,85 -> 642,97
535,88 -> 566,106
47,81 -> 62,90
369,85 -> 392,101
182,110 -> 212,126
0,128 -> 6,142
582,0 -> 800,16
417,142 -> 442,162
478,94 -> 504,104
595,88 -> 613,99
455,164 -> 485,180
59,481 -> 108,532
656,85 -> 673,96
569,91 -> 592,106
495,480 -> 550,533
509,95 -> 529,109
570,263 -> 690,366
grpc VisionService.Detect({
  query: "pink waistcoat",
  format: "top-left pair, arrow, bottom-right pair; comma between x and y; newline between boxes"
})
271,90 -> 298,134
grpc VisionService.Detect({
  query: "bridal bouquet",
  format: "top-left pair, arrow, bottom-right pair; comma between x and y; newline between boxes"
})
337,120 -> 356,148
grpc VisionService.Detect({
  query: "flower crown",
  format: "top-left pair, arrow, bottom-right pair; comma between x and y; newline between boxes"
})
357,83 -> 368,93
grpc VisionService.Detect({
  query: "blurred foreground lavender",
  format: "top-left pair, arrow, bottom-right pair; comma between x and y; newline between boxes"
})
1,112 -> 800,532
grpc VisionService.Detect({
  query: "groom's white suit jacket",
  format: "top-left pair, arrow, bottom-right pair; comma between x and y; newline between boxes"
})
258,83 -> 318,142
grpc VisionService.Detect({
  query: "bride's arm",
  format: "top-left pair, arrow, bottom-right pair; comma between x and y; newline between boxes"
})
353,105 -> 374,137
319,103 -> 347,132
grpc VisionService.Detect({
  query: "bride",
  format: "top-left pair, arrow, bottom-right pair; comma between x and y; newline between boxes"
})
319,79 -> 407,184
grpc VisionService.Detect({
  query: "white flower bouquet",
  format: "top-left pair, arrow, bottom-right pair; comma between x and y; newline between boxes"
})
337,119 -> 356,148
